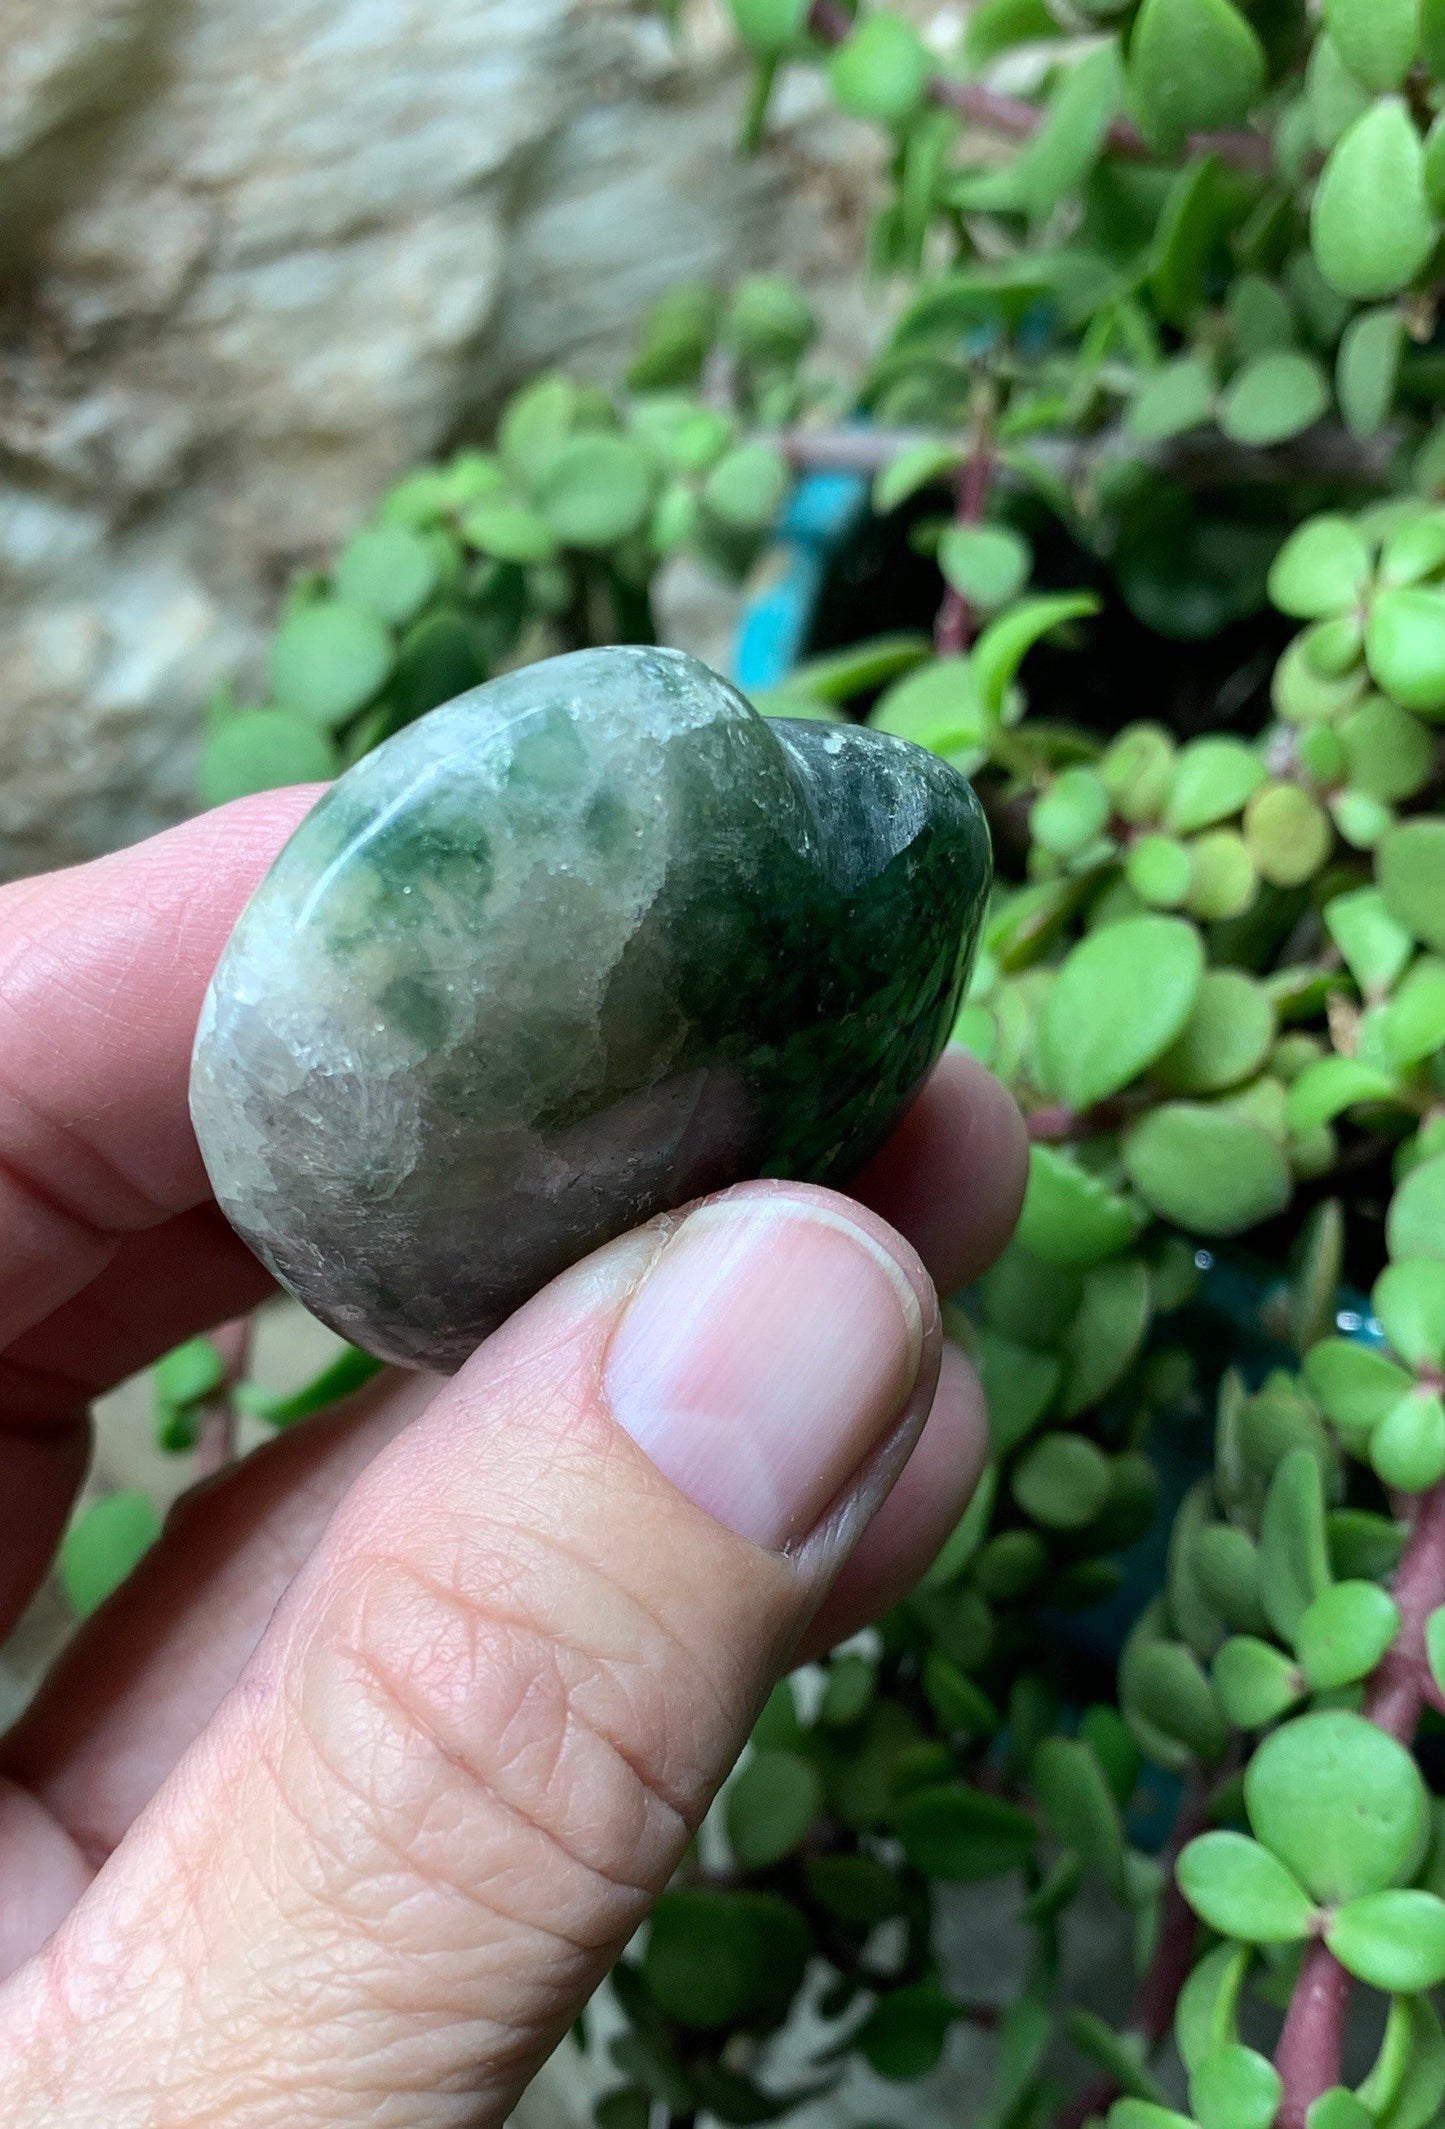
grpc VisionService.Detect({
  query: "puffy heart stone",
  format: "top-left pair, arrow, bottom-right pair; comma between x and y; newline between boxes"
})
191,646 -> 990,1370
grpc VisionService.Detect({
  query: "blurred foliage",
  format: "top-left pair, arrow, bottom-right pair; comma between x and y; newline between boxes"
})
136,1 -> 1445,2123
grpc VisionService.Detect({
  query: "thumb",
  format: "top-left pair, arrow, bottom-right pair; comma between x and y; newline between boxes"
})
11,1182 -> 940,2128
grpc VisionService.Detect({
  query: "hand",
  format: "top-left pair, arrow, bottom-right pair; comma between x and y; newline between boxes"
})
0,790 -> 1026,2127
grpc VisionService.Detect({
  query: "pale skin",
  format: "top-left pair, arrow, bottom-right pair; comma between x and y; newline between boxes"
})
0,787 -> 1027,2127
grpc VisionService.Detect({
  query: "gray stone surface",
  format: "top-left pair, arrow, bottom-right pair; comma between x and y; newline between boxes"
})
0,0 -> 891,881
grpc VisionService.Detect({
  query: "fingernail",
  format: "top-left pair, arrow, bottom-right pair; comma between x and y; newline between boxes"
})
604,1190 -> 929,1551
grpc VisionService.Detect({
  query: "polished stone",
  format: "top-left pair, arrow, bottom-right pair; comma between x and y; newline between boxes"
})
191,647 -> 990,1369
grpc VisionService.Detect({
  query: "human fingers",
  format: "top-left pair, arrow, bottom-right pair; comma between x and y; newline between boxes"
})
850,1045 -> 1028,1294
797,1337 -> 987,1660
0,1181 -> 940,2128
1,1034 -> 1021,1856
0,790 -> 319,1637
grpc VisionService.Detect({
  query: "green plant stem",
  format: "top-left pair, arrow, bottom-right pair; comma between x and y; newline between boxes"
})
741,54 -> 780,151
1273,1475 -> 1445,2129
1054,1775 -> 1211,2129
802,0 -> 1271,172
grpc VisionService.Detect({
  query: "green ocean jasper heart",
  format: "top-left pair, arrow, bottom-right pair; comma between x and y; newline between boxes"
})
191,647 -> 990,1369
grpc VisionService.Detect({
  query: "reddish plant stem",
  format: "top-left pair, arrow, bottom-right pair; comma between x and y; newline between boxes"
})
1273,1941 -> 1351,2129
803,2 -> 1271,173
934,423 -> 994,655
1272,1477 -> 1445,2129
194,1315 -> 254,1479
1364,1472 -> 1445,1740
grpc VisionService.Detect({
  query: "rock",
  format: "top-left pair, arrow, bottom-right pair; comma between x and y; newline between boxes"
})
191,647 -> 989,1370
0,0 -> 887,881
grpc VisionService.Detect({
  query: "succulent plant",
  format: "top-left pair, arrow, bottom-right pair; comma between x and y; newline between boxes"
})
58,4 -> 1445,2126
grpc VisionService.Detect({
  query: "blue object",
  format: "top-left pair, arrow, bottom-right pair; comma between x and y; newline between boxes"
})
733,471 -> 869,693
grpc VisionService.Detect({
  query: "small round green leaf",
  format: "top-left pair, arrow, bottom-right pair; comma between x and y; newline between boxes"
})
1175,1830 -> 1317,1942
892,1783 -> 1036,1881
1324,0 -> 1419,92
1306,2091 -> 1374,2129
1165,738 -> 1266,834
1426,1606 -> 1445,1700
1036,915 -> 1204,1111
1371,1388 -> 1445,1491
1311,100 -> 1436,300
1189,2045 -> 1282,2129
804,1852 -> 903,1924
1015,1145 -> 1140,1268
1127,0 -> 1266,152
1259,1448 -> 1331,1641
1340,696 -> 1433,803
643,1889 -> 810,2030
870,657 -> 985,761
1326,883 -> 1416,993
1268,516 -> 1372,619
1388,1153 -> 1445,1263
1380,509 -> 1445,585
1243,783 -> 1332,886
854,1983 -> 956,2080
200,711 -> 338,804
1129,358 -> 1217,443
1380,822 -> 1445,954
703,443 -> 790,532
1381,963 -> 1445,1067
1302,1337 -> 1414,1437
458,495 -> 557,563
59,1492 -> 161,1618
535,435 -> 654,550
828,12 -> 931,124
726,1749 -> 822,1869
727,0 -> 809,53
1177,1943 -> 1252,2075
271,600 -> 394,729
1374,1258 -> 1445,1369
334,524 -> 440,625
723,277 -> 815,367
1245,1710 -> 1429,1902
1194,1525 -> 1269,1634
1111,2106 -> 1196,2129
1127,1639 -> 1230,1760
1157,970 -> 1275,1094
1012,1433 -> 1113,1529
1295,1580 -> 1400,1690
1187,831 -> 1259,920
1123,1105 -> 1291,1236
1219,353 -> 1329,447
1366,587 -> 1445,714
1337,309 -> 1404,438
938,523 -> 1031,612
1032,1736 -> 1127,1892
1326,1889 -> 1445,1991
1031,767 -> 1111,857
154,1335 -> 225,1409
1284,1059 -> 1401,1138
1308,36 -> 1372,152
1126,834 -> 1194,908
1212,1636 -> 1305,1728
1104,724 -> 1177,821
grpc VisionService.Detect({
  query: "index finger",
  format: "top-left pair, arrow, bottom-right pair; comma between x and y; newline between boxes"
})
0,786 -> 322,1365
